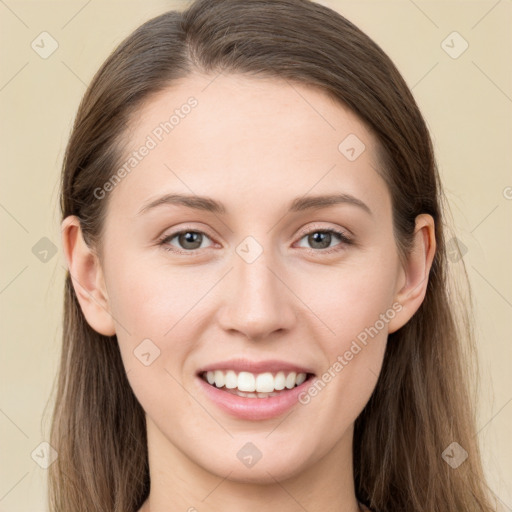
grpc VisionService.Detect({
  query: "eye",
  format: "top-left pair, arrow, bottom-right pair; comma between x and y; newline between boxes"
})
158,230 -> 214,254
295,228 -> 352,254
157,226 -> 353,255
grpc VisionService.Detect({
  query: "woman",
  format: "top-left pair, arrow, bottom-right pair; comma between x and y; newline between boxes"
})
49,0 -> 496,510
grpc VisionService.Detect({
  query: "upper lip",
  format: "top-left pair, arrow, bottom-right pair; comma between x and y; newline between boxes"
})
197,358 -> 315,375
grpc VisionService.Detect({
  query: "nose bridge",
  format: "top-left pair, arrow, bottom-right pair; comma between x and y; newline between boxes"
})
218,235 -> 296,340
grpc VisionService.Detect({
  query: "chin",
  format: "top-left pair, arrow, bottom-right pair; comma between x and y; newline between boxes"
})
194,444 -> 311,484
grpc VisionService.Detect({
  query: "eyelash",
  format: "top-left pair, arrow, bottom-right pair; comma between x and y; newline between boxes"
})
156,226 -> 353,256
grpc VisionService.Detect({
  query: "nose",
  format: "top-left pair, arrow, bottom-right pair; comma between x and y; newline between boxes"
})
216,243 -> 297,341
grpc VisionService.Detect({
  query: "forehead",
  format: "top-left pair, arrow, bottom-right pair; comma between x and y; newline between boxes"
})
107,72 -> 390,218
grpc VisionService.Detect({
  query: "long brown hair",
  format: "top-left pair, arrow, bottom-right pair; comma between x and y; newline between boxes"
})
48,0 -> 496,510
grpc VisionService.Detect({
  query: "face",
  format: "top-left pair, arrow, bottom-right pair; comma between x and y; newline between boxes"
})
93,73 -> 408,483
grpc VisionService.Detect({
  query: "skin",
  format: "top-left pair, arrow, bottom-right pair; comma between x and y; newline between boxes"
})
62,73 -> 435,512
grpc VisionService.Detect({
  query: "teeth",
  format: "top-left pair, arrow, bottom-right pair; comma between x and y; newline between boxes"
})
203,369 -> 309,393
295,372 -> 307,386
224,370 -> 238,389
274,371 -> 286,390
238,371 -> 255,391
285,372 -> 296,389
213,370 -> 225,388
256,372 -> 274,392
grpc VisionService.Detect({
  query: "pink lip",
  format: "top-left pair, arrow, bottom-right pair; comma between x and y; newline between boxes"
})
196,358 -> 314,375
195,373 -> 315,421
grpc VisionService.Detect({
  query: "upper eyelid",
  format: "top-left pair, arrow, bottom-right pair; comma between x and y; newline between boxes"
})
295,223 -> 352,239
158,226 -> 216,244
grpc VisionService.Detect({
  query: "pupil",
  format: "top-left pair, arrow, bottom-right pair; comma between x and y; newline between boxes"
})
310,232 -> 330,249
181,232 -> 201,249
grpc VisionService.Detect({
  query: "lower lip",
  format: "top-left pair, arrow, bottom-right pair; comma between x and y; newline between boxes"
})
196,374 -> 314,421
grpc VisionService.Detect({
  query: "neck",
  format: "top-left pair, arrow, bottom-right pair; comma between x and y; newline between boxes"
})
140,417 -> 361,512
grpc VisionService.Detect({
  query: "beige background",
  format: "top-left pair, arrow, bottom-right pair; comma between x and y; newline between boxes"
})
0,1 -> 510,510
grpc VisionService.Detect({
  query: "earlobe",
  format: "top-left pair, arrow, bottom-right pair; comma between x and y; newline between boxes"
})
387,214 -> 436,334
61,216 -> 116,336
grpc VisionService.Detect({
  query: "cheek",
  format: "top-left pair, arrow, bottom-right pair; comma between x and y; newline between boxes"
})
103,252 -> 201,401
309,252 -> 398,352
300,251 -> 397,414
108,262 -> 200,425
106,251 -> 208,336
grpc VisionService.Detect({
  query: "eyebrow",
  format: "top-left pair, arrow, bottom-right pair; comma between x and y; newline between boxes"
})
137,192 -> 372,216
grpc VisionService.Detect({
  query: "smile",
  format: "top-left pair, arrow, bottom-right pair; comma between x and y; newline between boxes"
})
195,359 -> 316,420
201,370 -> 309,397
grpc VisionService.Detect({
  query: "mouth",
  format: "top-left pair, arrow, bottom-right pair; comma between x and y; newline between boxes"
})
195,358 -> 317,420
196,358 -> 316,421
198,369 -> 315,398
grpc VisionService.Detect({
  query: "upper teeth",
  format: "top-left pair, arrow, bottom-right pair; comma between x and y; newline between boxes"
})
204,370 -> 307,392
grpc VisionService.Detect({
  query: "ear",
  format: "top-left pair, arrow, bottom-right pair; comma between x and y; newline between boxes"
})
61,216 -> 116,336
388,213 -> 436,334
